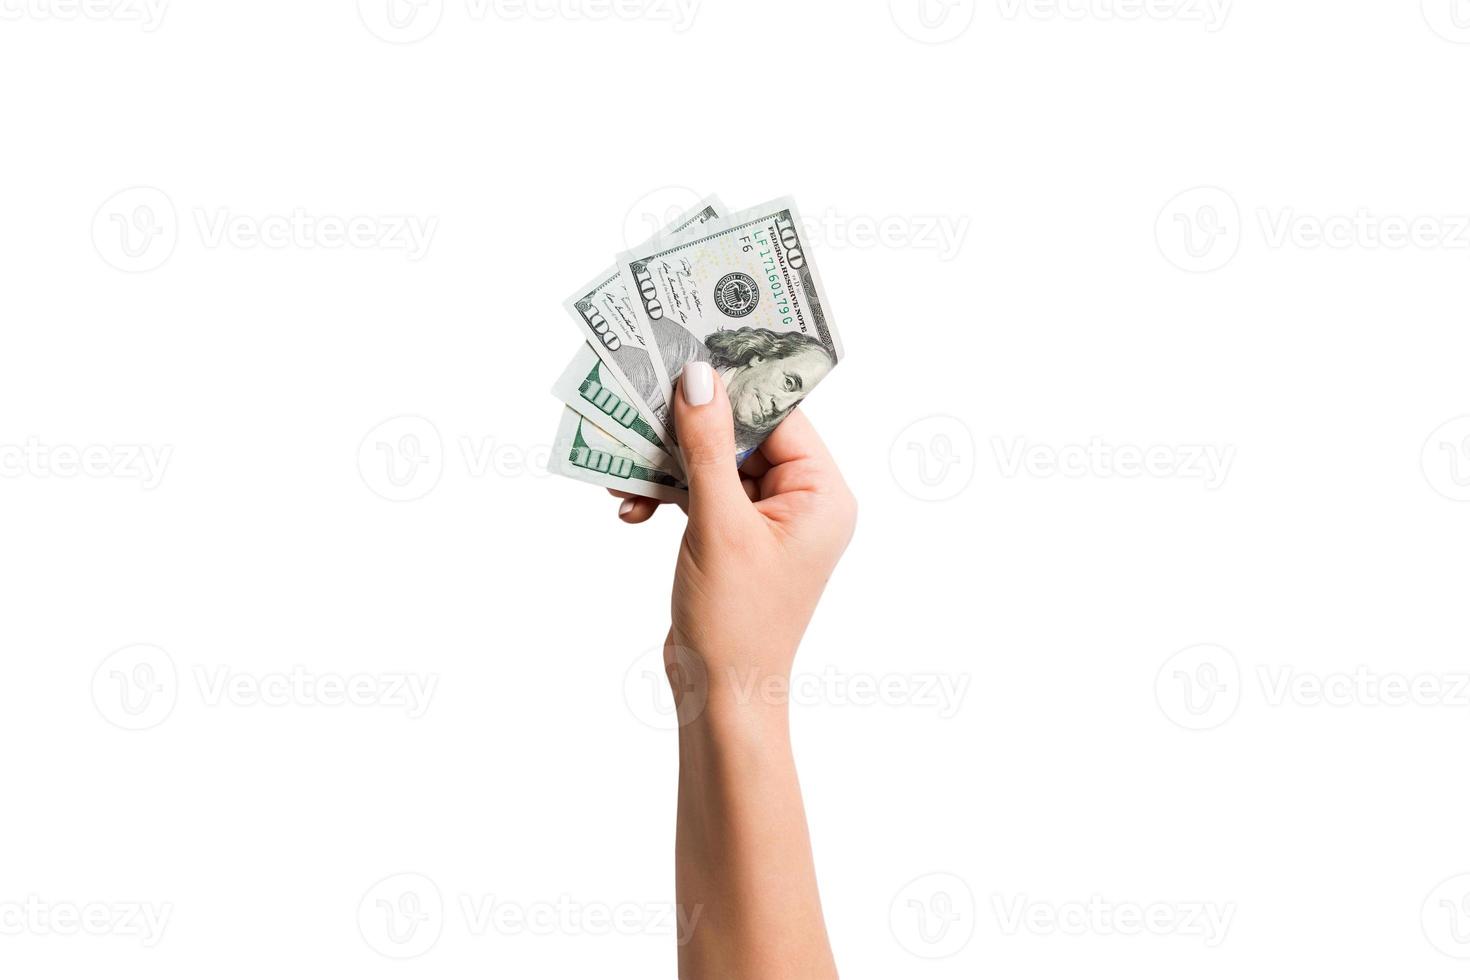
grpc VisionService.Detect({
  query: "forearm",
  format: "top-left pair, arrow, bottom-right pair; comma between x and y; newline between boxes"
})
675,681 -> 838,979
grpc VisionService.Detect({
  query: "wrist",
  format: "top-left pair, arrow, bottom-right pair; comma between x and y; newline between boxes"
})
674,660 -> 793,745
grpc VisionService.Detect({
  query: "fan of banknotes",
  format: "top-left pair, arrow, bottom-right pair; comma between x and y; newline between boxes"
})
549,195 -> 844,504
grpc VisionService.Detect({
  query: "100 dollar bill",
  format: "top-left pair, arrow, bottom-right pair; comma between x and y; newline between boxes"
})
617,197 -> 843,455
549,406 -> 688,504
563,196 -> 725,445
551,343 -> 682,477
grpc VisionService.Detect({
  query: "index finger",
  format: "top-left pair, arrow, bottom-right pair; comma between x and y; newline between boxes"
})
756,407 -> 832,467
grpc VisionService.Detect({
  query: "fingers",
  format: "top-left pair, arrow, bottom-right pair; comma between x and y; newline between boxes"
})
738,449 -> 772,480
755,408 -> 849,502
757,408 -> 831,467
607,489 -> 661,523
673,361 -> 754,530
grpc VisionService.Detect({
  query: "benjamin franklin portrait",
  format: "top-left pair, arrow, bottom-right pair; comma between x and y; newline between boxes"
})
656,324 -> 836,453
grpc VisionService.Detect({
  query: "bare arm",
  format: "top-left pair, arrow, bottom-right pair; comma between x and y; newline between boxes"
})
675,663 -> 836,978
612,362 -> 853,978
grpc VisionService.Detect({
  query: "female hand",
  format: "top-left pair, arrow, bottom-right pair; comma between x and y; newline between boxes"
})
611,359 -> 853,978
610,360 -> 858,711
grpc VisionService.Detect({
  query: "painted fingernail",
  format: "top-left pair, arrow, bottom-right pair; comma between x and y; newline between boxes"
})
618,498 -> 636,517
683,361 -> 714,407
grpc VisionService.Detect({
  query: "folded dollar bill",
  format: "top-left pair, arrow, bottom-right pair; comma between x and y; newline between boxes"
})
550,343 -> 682,478
562,197 -> 726,445
549,406 -> 687,504
618,197 -> 843,456
550,193 -> 841,499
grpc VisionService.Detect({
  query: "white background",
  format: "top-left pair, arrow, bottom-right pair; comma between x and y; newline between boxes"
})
3,0 -> 1469,976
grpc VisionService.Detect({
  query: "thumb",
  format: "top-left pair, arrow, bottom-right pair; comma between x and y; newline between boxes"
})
674,361 -> 751,526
